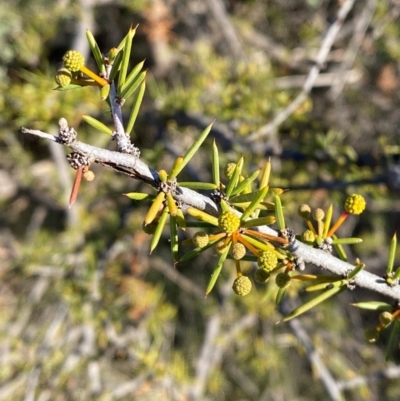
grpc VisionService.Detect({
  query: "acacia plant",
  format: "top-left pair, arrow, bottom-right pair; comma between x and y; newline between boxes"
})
22,27 -> 400,355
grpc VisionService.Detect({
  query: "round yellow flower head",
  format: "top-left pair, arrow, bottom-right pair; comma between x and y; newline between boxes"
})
344,194 -> 366,215
312,208 -> 325,221
55,68 -> 72,87
275,272 -> 291,288
218,211 -> 240,234
298,204 -> 311,218
231,243 -> 246,260
232,276 -> 252,296
63,50 -> 85,72
224,163 -> 237,179
257,250 -> 278,272
192,231 -> 209,248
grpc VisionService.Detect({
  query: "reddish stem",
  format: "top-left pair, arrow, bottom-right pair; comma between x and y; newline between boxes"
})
69,167 -> 83,208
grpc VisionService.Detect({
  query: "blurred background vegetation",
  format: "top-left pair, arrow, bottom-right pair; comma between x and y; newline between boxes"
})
1,0 -> 400,400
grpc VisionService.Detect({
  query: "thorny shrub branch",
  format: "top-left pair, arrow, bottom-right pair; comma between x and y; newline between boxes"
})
21,123 -> 400,303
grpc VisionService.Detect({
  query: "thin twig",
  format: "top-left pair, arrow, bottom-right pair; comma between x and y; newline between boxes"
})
337,364 -> 400,391
245,0 -> 356,143
288,316 -> 343,401
206,0 -> 247,63
151,256 -> 205,299
21,124 -> 400,302
329,0 -> 377,99
189,313 -> 221,401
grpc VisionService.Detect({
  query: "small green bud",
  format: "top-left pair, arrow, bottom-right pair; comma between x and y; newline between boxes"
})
218,211 -> 240,234
298,204 -> 311,218
312,208 -> 325,221
344,194 -> 366,215
257,250 -> 278,272
254,269 -> 270,284
275,272 -> 291,288
232,276 -> 252,296
63,50 -> 85,72
379,311 -> 394,327
301,229 -> 316,243
55,68 -> 72,87
231,243 -> 246,260
192,231 -> 210,248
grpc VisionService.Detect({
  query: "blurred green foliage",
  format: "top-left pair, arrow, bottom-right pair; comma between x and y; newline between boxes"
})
1,0 -> 400,400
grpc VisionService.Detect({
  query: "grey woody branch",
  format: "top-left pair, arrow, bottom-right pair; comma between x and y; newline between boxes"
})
21,122 -> 400,303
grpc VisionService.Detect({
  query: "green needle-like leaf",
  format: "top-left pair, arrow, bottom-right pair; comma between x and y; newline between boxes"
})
170,215 -> 179,262
179,238 -> 220,263
120,70 -> 147,100
120,60 -> 145,96
126,80 -> 146,135
205,243 -> 231,295
220,199 -> 230,213
124,192 -> 154,201
186,207 -> 219,226
259,159 -> 271,189
109,49 -> 124,82
175,209 -> 186,230
118,26 -> 136,94
351,301 -> 393,311
274,195 -> 285,230
386,319 -> 400,361
178,182 -> 218,190
240,186 -> 269,221
240,233 -> 281,255
212,139 -> 220,186
230,169 -> 260,197
323,204 -> 333,238
240,216 -> 276,228
82,115 -> 113,135
100,84 -> 111,100
86,30 -> 106,75
225,157 -> 244,198
178,123 -> 213,176
347,262 -> 365,279
305,280 -> 344,292
281,285 -> 345,322
166,193 -> 177,216
333,242 -> 348,261
331,237 -> 363,245
149,207 -> 169,254
230,191 -> 269,205
275,287 -> 286,305
54,84 -> 87,91
144,192 -> 165,226
387,233 -> 397,275
169,156 -> 184,181
291,274 -> 340,283
158,170 -> 168,182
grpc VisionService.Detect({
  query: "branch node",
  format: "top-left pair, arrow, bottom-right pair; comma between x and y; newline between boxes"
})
58,118 -> 77,145
66,151 -> 93,170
